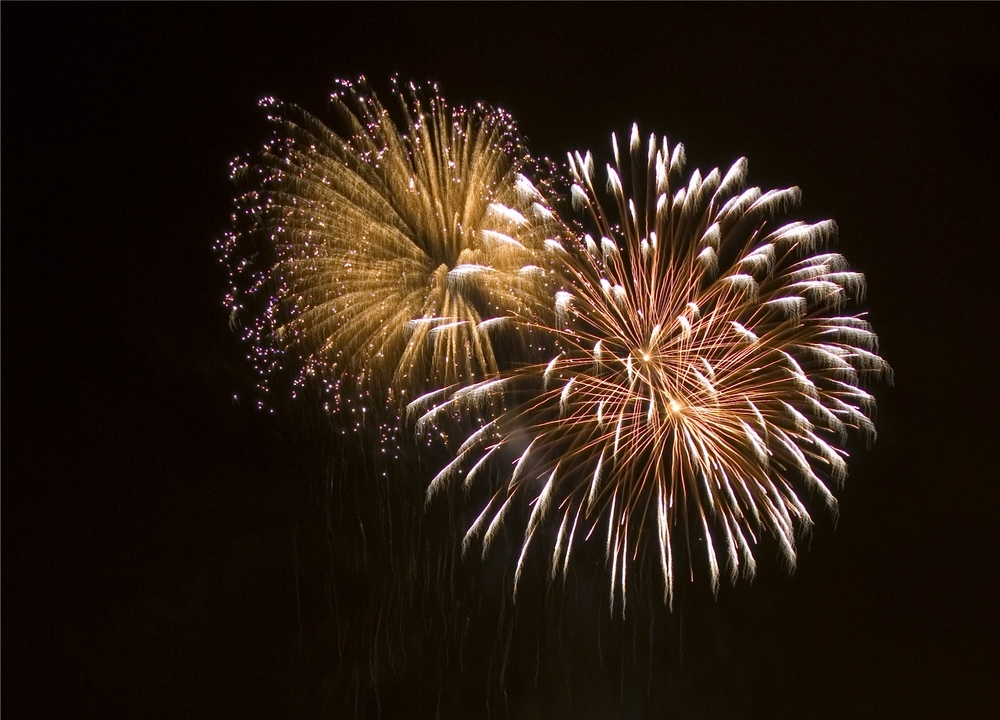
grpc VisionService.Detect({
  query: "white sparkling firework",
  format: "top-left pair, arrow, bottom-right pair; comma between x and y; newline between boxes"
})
218,78 -> 567,425
413,125 -> 890,611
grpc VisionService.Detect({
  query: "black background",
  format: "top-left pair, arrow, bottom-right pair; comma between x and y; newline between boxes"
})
4,5 -> 999,718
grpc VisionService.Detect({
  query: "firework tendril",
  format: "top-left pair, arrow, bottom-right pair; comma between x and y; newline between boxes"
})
219,79 -> 567,428
412,125 -> 891,612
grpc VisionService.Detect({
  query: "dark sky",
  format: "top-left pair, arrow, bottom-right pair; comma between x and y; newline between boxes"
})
4,5 -> 999,719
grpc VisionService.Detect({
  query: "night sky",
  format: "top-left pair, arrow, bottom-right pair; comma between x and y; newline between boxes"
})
5,5 -> 999,718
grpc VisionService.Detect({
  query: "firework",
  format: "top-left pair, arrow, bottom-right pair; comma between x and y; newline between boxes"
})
219,78 -> 567,424
412,125 -> 890,610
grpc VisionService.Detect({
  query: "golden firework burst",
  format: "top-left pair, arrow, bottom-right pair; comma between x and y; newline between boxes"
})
220,78 -> 568,425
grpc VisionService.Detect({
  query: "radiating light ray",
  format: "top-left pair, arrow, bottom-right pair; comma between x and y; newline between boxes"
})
418,125 -> 889,611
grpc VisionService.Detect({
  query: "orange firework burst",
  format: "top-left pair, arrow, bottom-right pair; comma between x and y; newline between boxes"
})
411,124 -> 890,611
